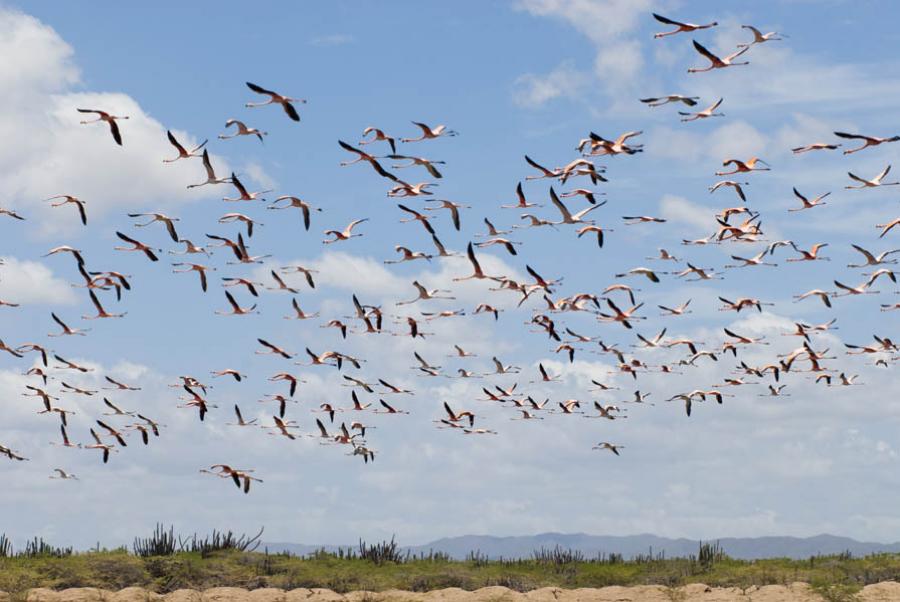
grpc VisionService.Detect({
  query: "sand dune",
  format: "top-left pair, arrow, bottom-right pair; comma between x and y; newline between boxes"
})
8,583 -> 900,602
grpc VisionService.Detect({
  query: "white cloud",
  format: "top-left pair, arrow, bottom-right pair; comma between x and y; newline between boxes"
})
0,255 -> 77,305
658,194 -> 712,231
688,43 -> 900,112
648,121 -> 768,165
260,250 -> 526,308
0,9 -> 268,237
705,121 -> 768,161
241,161 -> 278,190
0,9 -> 78,98
514,0 -> 657,105
516,0 -> 653,43
270,251 -> 406,297
772,113 -> 843,154
512,62 -> 589,108
594,38 -> 644,84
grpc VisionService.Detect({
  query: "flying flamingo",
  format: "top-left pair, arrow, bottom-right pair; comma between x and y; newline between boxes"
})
245,82 -> 305,121
77,109 -> 128,145
687,40 -> 750,73
652,13 -> 717,38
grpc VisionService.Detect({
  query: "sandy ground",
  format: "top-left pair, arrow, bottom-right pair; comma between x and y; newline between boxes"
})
5,583 -> 900,602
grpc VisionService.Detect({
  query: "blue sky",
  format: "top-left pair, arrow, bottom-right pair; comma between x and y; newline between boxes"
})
1,0 -> 900,550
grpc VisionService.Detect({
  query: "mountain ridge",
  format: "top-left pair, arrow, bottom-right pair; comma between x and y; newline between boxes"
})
263,532 -> 900,560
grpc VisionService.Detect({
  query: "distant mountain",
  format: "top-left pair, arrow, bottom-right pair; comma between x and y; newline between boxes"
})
264,532 -> 900,561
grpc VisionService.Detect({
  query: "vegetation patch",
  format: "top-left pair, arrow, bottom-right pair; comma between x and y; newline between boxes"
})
0,530 -> 899,596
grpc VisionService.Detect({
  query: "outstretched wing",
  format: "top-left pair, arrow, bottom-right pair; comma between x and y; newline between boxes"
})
108,120 -> 123,146
282,101 -> 300,122
692,39 -> 720,63
246,81 -> 276,96
652,13 -> 686,26
167,130 -> 187,154
833,131 -> 866,140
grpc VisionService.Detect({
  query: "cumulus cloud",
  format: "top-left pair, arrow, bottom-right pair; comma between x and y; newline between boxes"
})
266,251 -> 406,297
0,10 -> 78,97
259,249 -> 526,308
658,195 -> 714,231
0,8 -> 266,237
0,256 -> 77,305
648,121 -> 769,165
516,0 -> 653,43
512,62 -> 589,108
513,0 -> 657,106
593,38 -> 644,84
687,41 -> 900,112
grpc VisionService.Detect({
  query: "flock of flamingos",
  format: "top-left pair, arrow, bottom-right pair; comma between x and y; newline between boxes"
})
1,12 -> 899,494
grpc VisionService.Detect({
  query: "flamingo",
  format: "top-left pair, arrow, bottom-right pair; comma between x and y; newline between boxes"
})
219,119 -> 267,142
639,95 -> 699,107
323,218 -> 368,244
576,225 -> 612,248
164,130 -> 207,162
738,25 -> 786,46
834,131 -> 900,155
424,199 -> 470,231
128,213 -> 180,242
245,81 -> 305,121
168,239 -> 210,257
386,154 -> 445,178
216,291 -> 258,316
846,165 -> 899,189
270,196 -> 321,231
114,232 -> 159,262
848,245 -> 899,267
222,173 -> 271,202
187,150 -> 232,188
172,263 -> 213,292
786,242 -> 829,262
45,195 -> 87,226
388,182 -> 436,198
789,188 -> 829,212
791,142 -> 840,154
0,207 -> 25,220
548,187 -> 602,225
877,217 -> 900,238
716,157 -> 770,176
680,98 -> 724,122
401,122 -> 457,142
360,127 -> 397,153
652,13 -> 717,38
51,424 -> 81,449
338,140 -> 399,181
49,313 -> 89,337
284,297 -> 319,321
201,464 -> 262,493
77,109 -> 128,145
688,40 -> 750,73
793,289 -> 833,308
659,299 -> 692,317
583,131 -> 644,156
83,291 -> 126,319
593,442 -> 624,456
83,430 -> 114,463
709,180 -> 748,202
385,246 -> 432,264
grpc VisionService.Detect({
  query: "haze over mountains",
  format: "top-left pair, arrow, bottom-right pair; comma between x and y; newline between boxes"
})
264,533 -> 900,561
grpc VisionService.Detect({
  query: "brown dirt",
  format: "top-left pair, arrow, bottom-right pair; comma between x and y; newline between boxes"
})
9,582 -> 900,602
